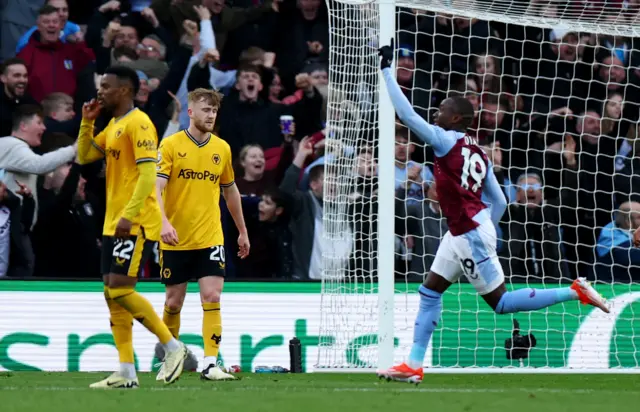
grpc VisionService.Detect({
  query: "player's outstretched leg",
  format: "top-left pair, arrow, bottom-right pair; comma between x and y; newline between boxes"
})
100,276 -> 187,385
90,287 -> 140,389
377,272 -> 451,384
490,278 -> 609,315
200,276 -> 235,381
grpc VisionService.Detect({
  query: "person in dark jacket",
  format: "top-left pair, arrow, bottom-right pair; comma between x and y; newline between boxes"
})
232,188 -> 293,279
0,174 -> 36,277
0,58 -> 38,137
189,64 -> 323,158
280,136 -> 352,280
32,161 -> 102,278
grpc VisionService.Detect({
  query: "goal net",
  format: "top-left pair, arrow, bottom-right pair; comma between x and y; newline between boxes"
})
318,0 -> 640,372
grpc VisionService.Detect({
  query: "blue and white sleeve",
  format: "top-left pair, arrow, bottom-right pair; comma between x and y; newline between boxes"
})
382,67 -> 456,157
481,165 -> 508,227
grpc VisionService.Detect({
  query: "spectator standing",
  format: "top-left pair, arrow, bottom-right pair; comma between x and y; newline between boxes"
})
280,136 -> 351,279
275,0 -> 328,90
191,65 -> 322,158
499,173 -> 565,280
151,0 -> 278,61
17,4 -> 95,103
235,142 -> 292,196
595,201 -> 640,283
40,93 -> 81,150
0,0 -> 40,61
0,105 -> 77,228
0,171 -> 36,278
15,0 -> 82,54
233,188 -> 292,279
0,58 -> 38,137
32,161 -> 102,278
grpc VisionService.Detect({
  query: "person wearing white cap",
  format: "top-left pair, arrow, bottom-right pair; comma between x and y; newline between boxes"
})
0,104 -> 77,228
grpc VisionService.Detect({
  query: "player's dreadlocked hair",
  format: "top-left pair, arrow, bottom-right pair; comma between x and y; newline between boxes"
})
449,96 -> 475,130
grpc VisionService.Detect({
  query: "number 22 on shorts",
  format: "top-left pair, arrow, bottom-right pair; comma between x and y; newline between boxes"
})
113,239 -> 135,261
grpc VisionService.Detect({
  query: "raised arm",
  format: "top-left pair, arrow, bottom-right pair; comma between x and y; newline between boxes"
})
4,144 -> 76,175
380,68 -> 456,157
77,100 -> 106,164
379,40 -> 456,157
481,164 -> 508,227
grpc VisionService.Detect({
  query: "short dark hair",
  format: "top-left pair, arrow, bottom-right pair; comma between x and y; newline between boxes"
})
11,104 -> 43,132
39,4 -> 59,16
1,57 -> 26,74
104,65 -> 140,95
308,164 -> 324,183
113,46 -> 139,62
449,96 -> 475,130
262,187 -> 287,209
236,64 -> 262,79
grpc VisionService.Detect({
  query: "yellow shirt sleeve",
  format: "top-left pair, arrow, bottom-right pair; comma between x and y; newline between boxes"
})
156,139 -> 172,180
220,144 -> 235,187
77,119 -> 106,164
129,116 -> 158,164
122,161 -> 156,221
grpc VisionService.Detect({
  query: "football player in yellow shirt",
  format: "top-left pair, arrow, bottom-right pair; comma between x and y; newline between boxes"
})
155,88 -> 249,381
76,66 -> 187,388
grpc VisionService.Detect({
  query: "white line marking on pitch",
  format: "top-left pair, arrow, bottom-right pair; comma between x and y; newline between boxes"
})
0,386 -> 637,395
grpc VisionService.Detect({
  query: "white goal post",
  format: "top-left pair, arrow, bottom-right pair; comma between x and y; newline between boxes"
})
317,0 -> 640,372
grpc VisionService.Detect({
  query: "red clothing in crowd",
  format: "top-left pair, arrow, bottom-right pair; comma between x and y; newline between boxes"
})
17,34 -> 94,102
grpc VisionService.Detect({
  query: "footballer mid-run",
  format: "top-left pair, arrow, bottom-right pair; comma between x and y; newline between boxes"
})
154,88 -> 250,382
376,41 -> 610,384
77,66 -> 187,389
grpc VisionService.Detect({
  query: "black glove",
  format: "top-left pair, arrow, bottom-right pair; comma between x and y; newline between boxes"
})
378,38 -> 394,70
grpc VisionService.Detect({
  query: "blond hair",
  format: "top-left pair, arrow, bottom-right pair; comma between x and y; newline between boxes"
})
41,92 -> 73,117
188,88 -> 223,108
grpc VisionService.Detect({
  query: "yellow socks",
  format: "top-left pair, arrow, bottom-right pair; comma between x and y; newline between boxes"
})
107,287 -> 174,345
163,305 -> 182,339
105,287 -> 134,364
202,302 -> 222,361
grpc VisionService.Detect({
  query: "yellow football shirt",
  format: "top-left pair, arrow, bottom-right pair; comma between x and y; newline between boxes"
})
157,130 -> 234,251
91,108 -> 162,240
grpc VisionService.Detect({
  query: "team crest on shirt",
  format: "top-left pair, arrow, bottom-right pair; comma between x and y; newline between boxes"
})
115,128 -> 124,139
212,154 -> 221,165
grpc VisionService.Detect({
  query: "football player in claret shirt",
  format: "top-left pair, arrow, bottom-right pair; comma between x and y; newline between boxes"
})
77,66 -> 187,389
376,40 -> 610,384
155,88 -> 249,381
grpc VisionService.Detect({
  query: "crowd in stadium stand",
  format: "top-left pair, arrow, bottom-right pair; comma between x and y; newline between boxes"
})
0,0 -> 639,283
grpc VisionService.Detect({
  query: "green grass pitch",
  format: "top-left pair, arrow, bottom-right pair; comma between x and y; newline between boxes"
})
2,372 -> 640,412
